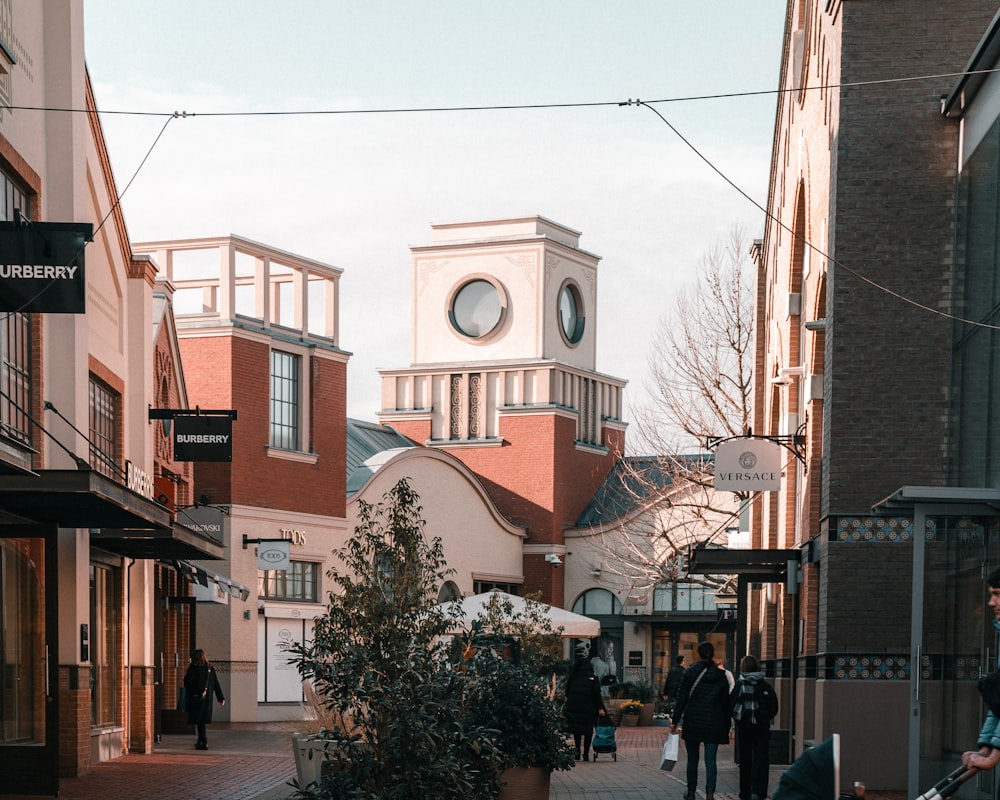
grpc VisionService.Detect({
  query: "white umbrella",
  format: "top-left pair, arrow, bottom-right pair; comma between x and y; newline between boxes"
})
438,589 -> 600,639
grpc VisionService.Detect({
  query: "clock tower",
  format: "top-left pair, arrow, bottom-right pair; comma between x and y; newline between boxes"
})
378,216 -> 627,605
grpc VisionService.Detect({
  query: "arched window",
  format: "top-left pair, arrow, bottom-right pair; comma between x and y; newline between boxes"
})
437,581 -> 461,603
572,588 -> 622,616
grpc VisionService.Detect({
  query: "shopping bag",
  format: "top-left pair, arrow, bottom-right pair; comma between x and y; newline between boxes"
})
660,732 -> 680,771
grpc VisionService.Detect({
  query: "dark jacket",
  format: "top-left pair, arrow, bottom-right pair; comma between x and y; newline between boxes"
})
564,659 -> 606,734
663,664 -> 686,699
672,660 -> 731,744
184,663 -> 225,725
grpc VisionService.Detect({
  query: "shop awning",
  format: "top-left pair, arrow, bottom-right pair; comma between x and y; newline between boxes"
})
91,521 -> 225,561
0,469 -> 172,529
686,545 -> 800,582
872,485 -> 1000,515
175,560 -> 251,601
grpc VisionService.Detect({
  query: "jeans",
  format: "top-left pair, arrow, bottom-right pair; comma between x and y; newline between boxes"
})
686,740 -> 719,792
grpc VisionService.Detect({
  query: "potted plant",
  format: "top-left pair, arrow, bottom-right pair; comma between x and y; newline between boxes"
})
620,699 -> 643,726
458,593 -> 576,800
652,698 -> 673,727
288,480 -> 503,800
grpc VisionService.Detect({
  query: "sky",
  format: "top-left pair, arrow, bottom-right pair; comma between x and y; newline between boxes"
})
82,1 -> 787,439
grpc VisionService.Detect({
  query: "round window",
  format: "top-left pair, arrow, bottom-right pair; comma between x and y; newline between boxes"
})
449,278 -> 506,339
558,281 -> 585,344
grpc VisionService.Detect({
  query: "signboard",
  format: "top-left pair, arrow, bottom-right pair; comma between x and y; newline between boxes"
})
173,415 -> 233,462
125,460 -> 154,498
257,540 -> 290,571
714,439 -> 782,492
0,221 -> 92,313
177,505 -> 225,543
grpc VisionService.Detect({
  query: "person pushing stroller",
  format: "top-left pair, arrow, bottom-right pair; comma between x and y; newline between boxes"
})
564,640 -> 607,762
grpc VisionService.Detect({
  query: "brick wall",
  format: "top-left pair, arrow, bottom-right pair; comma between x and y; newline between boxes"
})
823,0 -> 999,513
179,334 -> 347,517
128,667 -> 155,754
426,412 -> 620,602
58,665 -> 91,777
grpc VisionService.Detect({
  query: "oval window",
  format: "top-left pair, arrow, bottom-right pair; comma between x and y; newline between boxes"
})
449,279 -> 505,339
559,282 -> 585,345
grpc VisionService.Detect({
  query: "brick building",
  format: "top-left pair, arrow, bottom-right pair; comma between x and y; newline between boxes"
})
0,3 -> 221,793
377,217 -> 628,607
377,217 -> 743,692
133,235 -> 350,722
749,1 -> 1000,793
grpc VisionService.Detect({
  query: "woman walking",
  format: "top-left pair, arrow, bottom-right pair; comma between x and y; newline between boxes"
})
183,648 -> 226,750
671,641 -> 732,800
564,641 -> 606,762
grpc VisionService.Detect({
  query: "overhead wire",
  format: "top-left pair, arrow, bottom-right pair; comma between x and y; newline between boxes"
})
631,99 -> 1000,331
0,113 -> 175,317
4,63 -> 999,324
5,64 -> 999,117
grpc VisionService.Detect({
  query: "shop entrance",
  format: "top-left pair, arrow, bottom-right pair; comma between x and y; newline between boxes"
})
0,527 -> 58,795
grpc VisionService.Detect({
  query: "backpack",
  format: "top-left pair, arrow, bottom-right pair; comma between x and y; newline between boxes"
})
756,680 -> 778,721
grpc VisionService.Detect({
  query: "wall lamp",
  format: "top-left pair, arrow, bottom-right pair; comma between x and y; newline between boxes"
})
770,365 -> 805,386
544,553 -> 562,566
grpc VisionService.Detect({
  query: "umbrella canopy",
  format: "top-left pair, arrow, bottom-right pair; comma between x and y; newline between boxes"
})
438,590 -> 600,639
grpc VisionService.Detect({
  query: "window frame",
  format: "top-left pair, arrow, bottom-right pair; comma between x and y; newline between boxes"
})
269,349 -> 301,451
88,376 -> 120,478
258,559 -> 319,602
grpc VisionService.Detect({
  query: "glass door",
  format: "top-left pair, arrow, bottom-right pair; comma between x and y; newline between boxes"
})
0,527 -> 58,795
911,514 -> 1000,798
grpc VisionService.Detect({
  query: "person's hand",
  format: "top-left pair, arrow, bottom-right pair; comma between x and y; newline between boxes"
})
220,700 -> 226,707
598,709 -> 606,717
963,747 -> 997,770
670,724 -> 680,734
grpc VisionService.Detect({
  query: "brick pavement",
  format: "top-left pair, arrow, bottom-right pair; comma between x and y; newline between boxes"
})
0,722 -> 907,800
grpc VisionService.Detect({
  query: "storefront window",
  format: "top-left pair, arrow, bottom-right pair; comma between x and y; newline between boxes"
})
653,582 -> 719,612
954,115 -> 1000,485
0,538 -> 45,743
89,563 -> 119,727
259,560 -> 318,602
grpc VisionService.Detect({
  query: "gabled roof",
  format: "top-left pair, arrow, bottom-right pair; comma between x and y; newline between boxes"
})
575,454 -> 713,527
346,418 -> 417,495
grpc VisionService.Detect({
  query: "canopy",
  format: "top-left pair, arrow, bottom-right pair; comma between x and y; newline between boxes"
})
438,590 -> 600,639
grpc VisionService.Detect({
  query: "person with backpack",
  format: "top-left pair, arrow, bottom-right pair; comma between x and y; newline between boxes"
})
731,654 -> 779,800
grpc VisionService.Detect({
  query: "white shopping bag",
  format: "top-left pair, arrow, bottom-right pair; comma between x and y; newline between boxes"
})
660,732 -> 680,771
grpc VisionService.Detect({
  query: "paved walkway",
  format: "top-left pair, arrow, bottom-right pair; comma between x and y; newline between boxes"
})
1,723 -> 903,800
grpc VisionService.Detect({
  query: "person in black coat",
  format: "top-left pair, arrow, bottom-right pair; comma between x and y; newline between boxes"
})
563,640 -> 607,762
183,648 -> 226,750
671,641 -> 732,800
662,654 -> 687,712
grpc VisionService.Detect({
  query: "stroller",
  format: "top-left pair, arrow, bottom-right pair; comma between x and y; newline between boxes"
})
592,717 -> 617,761
772,734 -> 978,800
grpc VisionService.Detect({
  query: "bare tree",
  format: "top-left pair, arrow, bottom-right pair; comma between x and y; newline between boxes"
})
576,227 -> 754,596
633,224 -> 754,453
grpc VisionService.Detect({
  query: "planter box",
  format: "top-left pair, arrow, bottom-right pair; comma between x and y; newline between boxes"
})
499,766 -> 550,800
604,698 -> 625,726
639,703 -> 655,726
620,714 -> 639,726
651,718 -> 673,727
